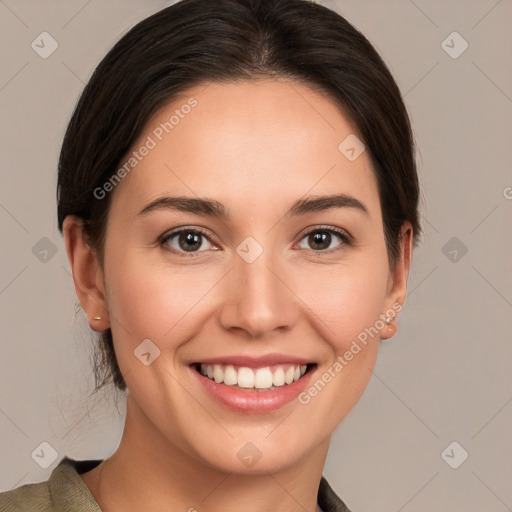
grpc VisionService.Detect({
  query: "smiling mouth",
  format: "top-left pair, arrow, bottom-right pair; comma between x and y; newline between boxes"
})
192,363 -> 315,391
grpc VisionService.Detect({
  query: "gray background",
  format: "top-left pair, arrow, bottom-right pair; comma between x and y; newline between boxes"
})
1,0 -> 511,510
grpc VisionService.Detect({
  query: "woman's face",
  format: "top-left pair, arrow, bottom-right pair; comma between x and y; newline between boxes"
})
78,78 -> 410,473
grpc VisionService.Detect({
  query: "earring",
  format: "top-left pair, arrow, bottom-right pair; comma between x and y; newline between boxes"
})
385,315 -> 395,333
93,316 -> 102,321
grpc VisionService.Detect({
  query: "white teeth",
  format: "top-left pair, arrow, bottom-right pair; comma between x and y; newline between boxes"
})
198,363 -> 309,390
272,367 -> 285,387
213,364 -> 224,383
237,367 -> 255,388
254,367 -> 273,389
223,365 -> 237,386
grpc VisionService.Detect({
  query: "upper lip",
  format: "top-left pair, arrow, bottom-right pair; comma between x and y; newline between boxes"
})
192,353 -> 313,368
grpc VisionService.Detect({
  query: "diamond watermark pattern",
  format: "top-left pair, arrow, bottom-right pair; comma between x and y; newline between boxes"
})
31,32 -> 59,59
31,441 -> 58,469
237,442 -> 263,468
441,441 -> 469,469
134,338 -> 161,366
236,236 -> 263,263
442,236 -> 468,263
32,237 -> 58,263
338,134 -> 365,161
441,31 -> 468,59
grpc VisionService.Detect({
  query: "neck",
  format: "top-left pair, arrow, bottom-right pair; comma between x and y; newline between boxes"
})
88,393 -> 330,512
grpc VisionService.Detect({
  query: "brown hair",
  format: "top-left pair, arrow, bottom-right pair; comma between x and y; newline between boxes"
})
57,0 -> 421,392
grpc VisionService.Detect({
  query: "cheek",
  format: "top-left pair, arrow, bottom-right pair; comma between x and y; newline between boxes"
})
104,248 -> 222,349
291,255 -> 389,426
297,256 -> 390,350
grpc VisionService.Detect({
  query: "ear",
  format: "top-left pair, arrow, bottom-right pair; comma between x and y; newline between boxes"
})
62,216 -> 109,332
380,222 -> 413,340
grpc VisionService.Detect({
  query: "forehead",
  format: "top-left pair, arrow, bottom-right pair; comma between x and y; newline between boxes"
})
110,78 -> 380,218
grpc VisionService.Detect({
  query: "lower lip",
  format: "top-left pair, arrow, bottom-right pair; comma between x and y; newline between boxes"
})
191,365 -> 316,413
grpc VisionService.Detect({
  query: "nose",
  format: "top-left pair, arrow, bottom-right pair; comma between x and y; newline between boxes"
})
217,248 -> 301,339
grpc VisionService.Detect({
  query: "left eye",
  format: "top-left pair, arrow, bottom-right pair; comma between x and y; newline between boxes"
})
297,228 -> 350,252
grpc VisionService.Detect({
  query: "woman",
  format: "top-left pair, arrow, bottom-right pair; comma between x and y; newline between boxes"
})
0,0 -> 420,510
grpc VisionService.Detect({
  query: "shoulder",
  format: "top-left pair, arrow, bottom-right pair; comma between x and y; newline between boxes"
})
0,479 -> 51,512
0,457 -> 103,512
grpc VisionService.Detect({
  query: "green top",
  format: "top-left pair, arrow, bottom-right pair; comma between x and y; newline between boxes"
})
0,457 -> 352,512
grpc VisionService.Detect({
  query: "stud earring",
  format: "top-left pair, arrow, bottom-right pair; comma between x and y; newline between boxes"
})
385,315 -> 396,333
93,316 -> 102,321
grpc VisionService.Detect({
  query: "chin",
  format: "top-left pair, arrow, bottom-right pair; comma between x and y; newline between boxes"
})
191,432 -> 318,476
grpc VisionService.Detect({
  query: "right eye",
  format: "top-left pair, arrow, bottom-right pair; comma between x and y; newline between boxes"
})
159,227 -> 219,256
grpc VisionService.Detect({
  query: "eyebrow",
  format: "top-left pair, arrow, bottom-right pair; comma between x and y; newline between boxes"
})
138,193 -> 369,218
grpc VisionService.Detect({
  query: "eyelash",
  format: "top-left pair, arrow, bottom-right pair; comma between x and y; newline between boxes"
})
158,225 -> 353,257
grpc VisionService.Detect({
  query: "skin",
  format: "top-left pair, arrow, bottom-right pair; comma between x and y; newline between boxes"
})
63,78 -> 413,512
